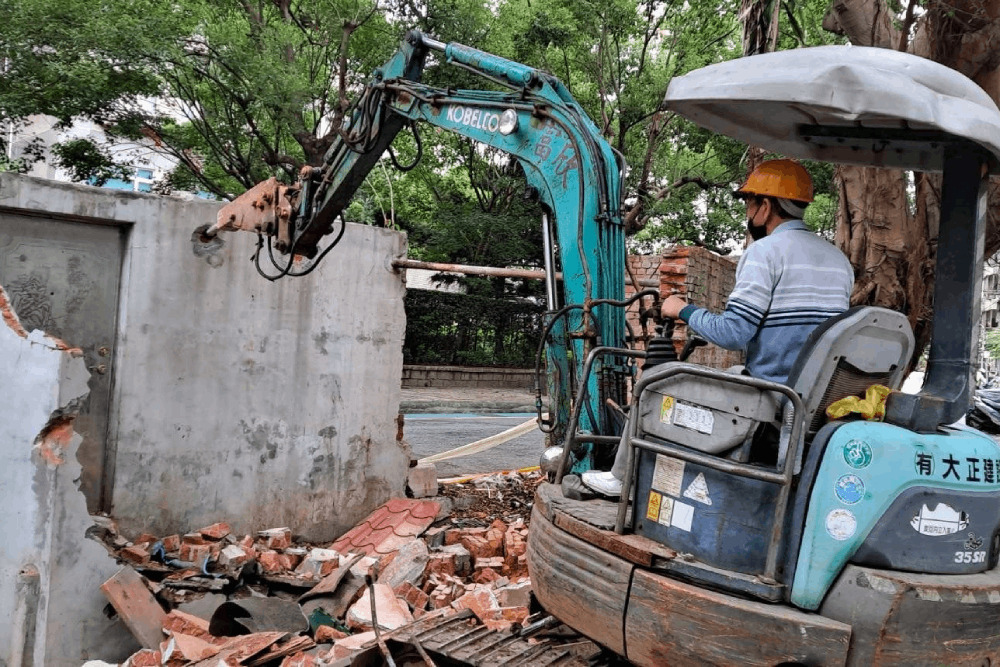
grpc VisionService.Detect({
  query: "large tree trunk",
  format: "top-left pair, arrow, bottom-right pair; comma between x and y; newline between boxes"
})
826,0 -> 1000,368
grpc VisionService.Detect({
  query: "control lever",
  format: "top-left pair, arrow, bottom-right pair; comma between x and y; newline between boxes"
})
680,335 -> 708,362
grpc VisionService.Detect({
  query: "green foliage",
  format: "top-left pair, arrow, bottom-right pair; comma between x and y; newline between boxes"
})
51,138 -> 133,185
986,329 -> 1000,359
2,0 -> 844,264
404,289 -> 544,367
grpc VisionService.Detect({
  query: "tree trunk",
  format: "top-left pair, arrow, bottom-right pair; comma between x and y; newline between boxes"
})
827,0 -> 1000,368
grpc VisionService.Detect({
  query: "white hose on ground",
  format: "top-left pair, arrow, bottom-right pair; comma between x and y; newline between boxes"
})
417,415 -> 545,464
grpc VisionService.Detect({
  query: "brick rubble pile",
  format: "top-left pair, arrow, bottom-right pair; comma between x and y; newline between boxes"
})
95,470 -> 547,666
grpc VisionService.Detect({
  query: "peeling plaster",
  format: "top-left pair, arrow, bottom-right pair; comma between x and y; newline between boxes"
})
0,282 -> 135,665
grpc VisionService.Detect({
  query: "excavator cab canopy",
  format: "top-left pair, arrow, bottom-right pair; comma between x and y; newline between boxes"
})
663,45 -> 1000,173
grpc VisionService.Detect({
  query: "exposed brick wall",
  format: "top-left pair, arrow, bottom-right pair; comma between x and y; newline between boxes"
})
627,246 -> 743,370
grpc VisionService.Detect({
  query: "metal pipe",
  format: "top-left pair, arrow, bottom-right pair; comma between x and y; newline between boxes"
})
392,258 -> 557,281
553,346 -> 646,484
541,213 -> 560,309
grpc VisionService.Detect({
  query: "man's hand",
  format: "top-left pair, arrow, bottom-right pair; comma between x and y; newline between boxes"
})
661,295 -> 688,320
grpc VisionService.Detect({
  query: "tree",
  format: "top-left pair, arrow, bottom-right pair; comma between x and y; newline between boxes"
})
824,0 -> 1000,365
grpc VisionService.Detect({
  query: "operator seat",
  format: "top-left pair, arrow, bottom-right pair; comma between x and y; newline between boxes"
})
786,306 -> 915,438
634,306 -> 914,460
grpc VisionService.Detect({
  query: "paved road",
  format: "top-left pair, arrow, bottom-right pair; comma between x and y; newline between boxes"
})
403,413 -> 546,478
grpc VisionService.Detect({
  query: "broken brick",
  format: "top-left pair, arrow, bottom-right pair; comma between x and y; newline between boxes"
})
161,534 -> 181,553
258,527 -> 292,550
182,532 -> 206,545
439,543 -> 471,575
314,625 -> 348,643
135,532 -> 158,546
162,633 -> 220,664
424,525 -> 447,548
218,545 -> 251,569
281,653 -> 318,667
496,581 -> 532,609
198,522 -> 232,540
407,461 -> 438,498
346,583 -> 414,631
329,631 -> 377,661
480,605 -> 530,632
393,580 -> 429,612
296,548 -> 340,579
124,649 -> 161,667
120,545 -> 151,566
451,587 -> 500,622
179,542 -> 212,564
424,552 -> 456,578
377,538 -> 428,589
162,610 -> 217,643
284,547 -> 306,570
257,549 -> 292,573
473,567 -> 502,586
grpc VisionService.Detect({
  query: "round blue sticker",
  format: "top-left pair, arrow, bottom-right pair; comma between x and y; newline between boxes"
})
835,474 -> 865,505
843,439 -> 873,469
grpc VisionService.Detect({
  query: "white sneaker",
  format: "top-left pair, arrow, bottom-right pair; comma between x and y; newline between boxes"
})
581,470 -> 622,497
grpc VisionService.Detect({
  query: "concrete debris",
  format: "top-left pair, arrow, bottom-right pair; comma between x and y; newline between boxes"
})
104,473 -> 545,666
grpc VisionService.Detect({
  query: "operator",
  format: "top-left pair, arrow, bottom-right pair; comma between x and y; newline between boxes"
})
582,158 -> 854,497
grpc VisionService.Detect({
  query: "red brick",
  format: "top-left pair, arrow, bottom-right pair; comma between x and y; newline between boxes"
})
124,649 -> 162,666
198,522 -> 231,540
257,549 -> 292,573
120,545 -> 150,566
136,532 -> 158,546
473,567 -> 502,585
258,527 -> 292,550
180,542 -> 212,563
394,581 -> 429,611
314,625 -> 348,643
444,529 -> 464,545
481,605 -> 530,631
182,533 -> 206,545
424,552 -> 456,577
451,588 -> 499,622
161,534 -> 181,553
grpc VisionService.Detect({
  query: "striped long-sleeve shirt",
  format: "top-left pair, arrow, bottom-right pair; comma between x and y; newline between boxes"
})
678,220 -> 854,385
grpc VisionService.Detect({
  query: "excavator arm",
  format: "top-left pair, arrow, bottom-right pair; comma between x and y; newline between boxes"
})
202,30 -> 637,463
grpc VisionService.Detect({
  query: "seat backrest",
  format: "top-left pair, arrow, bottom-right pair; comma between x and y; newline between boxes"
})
787,306 -> 915,436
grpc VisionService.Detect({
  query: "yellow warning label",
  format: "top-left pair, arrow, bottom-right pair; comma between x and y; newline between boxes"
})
647,491 -> 662,522
660,395 -> 675,424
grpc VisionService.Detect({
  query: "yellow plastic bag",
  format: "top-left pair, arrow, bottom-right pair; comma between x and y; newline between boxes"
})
825,384 -> 891,421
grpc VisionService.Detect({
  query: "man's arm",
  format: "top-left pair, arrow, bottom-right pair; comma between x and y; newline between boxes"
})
673,245 -> 774,351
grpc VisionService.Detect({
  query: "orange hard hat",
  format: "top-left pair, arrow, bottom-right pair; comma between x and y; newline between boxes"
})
736,159 -> 814,203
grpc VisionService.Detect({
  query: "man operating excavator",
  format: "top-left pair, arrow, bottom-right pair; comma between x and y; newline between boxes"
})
583,158 -> 855,497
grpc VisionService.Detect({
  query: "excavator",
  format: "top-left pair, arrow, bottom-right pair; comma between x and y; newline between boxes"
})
200,29 -> 1000,666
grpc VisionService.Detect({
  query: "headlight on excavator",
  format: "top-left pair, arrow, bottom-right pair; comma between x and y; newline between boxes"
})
499,109 -> 519,135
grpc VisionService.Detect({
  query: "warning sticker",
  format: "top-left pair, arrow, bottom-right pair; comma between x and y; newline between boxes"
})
673,401 -> 715,435
660,395 -> 675,424
646,491 -> 662,522
683,472 -> 713,506
652,455 -> 685,497
671,501 -> 695,532
658,497 -> 674,528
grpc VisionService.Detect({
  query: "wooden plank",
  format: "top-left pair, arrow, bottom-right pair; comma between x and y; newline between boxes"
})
101,567 -> 168,649
625,569 -> 851,666
552,509 -> 676,567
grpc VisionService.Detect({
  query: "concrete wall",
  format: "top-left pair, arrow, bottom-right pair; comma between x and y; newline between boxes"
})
0,174 -> 410,542
0,173 -> 410,662
0,290 -> 137,666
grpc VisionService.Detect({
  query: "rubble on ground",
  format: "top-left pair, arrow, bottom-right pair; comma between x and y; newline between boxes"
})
94,469 -> 579,666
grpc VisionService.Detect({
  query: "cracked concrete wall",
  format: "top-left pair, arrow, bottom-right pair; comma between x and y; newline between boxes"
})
0,174 -> 409,542
0,286 -> 137,666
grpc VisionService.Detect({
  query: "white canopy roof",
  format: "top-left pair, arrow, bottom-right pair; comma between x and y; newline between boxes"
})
663,46 -> 1000,172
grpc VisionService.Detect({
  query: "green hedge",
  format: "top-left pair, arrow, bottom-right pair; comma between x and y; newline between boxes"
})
404,290 -> 544,367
